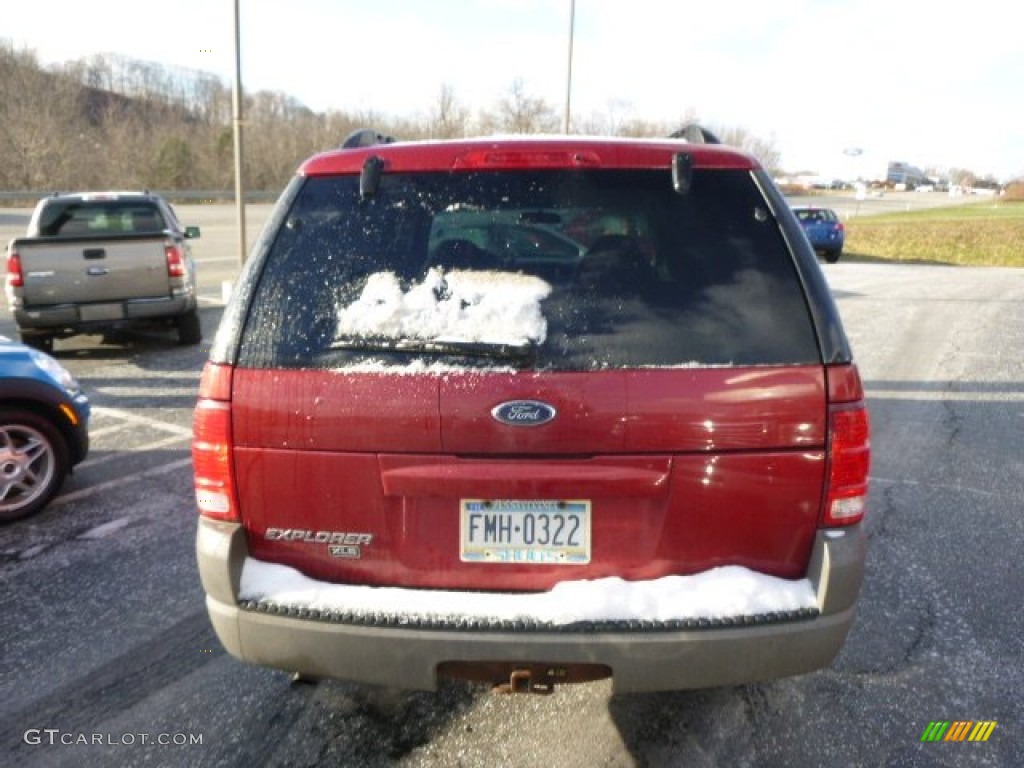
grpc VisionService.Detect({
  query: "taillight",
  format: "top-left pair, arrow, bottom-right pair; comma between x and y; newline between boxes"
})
166,242 -> 186,278
7,249 -> 24,288
824,365 -> 870,526
192,363 -> 238,521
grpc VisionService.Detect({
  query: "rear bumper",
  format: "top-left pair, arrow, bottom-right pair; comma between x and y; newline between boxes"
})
14,294 -> 196,332
809,234 -> 844,250
197,518 -> 865,693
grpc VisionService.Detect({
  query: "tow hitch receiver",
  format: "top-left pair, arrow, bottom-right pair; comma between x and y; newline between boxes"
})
438,662 -> 612,694
496,668 -> 555,695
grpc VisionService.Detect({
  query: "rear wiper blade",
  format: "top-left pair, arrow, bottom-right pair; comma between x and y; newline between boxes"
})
330,337 -> 537,361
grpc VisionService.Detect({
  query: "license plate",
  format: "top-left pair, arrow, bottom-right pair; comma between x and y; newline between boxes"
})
460,499 -> 591,564
80,303 -> 124,322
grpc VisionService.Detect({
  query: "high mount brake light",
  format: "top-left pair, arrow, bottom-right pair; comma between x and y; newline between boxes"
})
453,150 -> 601,170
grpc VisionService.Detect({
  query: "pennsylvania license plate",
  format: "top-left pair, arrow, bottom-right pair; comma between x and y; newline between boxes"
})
460,499 -> 591,564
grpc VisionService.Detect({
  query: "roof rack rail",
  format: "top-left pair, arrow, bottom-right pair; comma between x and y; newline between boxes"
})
669,124 -> 721,145
341,129 -> 397,149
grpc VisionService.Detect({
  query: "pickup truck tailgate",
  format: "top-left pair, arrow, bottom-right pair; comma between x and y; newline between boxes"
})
16,236 -> 171,306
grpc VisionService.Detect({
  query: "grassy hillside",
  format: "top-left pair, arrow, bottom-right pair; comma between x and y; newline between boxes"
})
845,202 -> 1024,267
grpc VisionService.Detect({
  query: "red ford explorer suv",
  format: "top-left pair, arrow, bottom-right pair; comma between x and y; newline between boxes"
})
193,130 -> 869,694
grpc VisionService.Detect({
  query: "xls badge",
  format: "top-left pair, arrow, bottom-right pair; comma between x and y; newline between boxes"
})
264,528 -> 373,559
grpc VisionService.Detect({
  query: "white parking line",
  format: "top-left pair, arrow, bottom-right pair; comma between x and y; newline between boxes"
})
92,385 -> 199,398
91,405 -> 193,437
87,421 -> 136,439
78,517 -> 134,540
44,406 -> 195,506
52,457 -> 193,507
77,433 -> 190,471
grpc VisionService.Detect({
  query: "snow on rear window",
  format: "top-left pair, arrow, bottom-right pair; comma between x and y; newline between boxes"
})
330,359 -> 516,375
335,268 -> 551,346
240,559 -> 817,625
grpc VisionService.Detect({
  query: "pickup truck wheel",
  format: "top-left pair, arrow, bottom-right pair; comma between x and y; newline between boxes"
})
19,333 -> 54,354
176,308 -> 202,345
0,408 -> 69,523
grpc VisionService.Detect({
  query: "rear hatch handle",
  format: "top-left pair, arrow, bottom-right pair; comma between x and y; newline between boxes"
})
83,248 -> 106,259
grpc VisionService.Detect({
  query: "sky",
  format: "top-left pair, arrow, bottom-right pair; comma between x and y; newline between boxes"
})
5,0 -> 1023,180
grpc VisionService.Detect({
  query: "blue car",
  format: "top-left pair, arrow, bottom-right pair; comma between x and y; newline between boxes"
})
793,206 -> 845,263
0,338 -> 90,522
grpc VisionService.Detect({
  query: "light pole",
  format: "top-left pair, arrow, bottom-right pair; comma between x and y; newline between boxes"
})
563,0 -> 575,134
232,0 -> 247,266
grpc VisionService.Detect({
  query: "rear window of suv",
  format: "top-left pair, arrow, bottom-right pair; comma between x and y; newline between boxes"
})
237,168 -> 820,371
35,200 -> 168,236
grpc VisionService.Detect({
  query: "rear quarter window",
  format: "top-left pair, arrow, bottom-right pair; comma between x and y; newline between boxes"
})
237,169 -> 821,370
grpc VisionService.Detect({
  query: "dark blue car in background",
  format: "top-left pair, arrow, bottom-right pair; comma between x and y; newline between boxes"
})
0,338 -> 89,522
793,206 -> 845,263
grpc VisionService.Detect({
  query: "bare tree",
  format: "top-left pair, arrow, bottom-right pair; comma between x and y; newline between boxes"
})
0,45 -> 797,193
669,114 -> 781,173
428,84 -> 469,139
615,118 -> 670,138
0,43 -> 85,188
948,167 -> 977,187
485,79 -> 559,134
98,107 -> 147,187
714,125 -> 781,173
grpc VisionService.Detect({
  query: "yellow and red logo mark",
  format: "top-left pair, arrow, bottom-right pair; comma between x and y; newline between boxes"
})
921,721 -> 997,742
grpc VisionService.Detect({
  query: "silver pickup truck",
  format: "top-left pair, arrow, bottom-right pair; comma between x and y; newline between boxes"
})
4,191 -> 201,351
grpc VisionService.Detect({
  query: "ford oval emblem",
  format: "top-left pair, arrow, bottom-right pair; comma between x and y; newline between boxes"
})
491,400 -> 557,427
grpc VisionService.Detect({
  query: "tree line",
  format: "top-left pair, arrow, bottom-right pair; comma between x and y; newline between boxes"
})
0,42 -> 784,194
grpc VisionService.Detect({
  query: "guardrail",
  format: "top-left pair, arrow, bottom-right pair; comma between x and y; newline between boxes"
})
0,190 -> 280,205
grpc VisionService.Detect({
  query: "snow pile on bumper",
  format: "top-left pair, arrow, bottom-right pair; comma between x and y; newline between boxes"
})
240,558 -> 818,627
